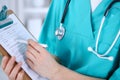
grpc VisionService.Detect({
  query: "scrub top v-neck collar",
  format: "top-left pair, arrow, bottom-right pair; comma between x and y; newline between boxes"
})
76,0 -> 102,40
90,0 -> 102,12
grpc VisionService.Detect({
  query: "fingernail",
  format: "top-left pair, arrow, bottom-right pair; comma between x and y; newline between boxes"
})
21,70 -> 25,75
4,56 -> 8,59
19,62 -> 22,65
12,56 -> 16,60
28,39 -> 32,44
22,70 -> 24,73
28,39 -> 32,42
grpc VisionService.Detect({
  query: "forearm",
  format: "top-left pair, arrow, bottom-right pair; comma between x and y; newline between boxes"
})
50,65 -> 104,80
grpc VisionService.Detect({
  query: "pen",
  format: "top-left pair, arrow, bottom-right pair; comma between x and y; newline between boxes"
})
16,40 -> 48,48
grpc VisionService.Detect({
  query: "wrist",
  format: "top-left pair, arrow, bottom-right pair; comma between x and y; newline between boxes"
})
49,64 -> 63,80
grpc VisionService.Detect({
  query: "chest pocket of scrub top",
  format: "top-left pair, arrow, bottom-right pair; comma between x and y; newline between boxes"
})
97,6 -> 120,58
56,22 -> 94,68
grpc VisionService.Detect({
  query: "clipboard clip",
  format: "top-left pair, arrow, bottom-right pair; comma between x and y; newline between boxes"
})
0,5 -> 13,29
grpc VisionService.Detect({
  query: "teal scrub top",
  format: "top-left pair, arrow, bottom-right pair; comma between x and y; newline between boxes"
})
39,0 -> 120,79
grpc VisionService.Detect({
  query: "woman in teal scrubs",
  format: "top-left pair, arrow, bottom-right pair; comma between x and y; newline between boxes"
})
1,0 -> 120,80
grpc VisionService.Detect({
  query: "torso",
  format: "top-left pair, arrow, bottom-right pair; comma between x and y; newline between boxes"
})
40,0 -> 120,79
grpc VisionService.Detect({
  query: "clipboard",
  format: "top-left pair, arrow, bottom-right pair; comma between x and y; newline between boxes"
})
0,9 -> 31,80
0,6 -> 59,80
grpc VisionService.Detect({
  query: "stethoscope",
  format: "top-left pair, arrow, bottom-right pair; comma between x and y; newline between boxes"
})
55,0 -> 120,61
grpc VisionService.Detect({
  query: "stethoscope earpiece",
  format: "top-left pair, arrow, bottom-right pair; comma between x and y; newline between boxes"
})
107,56 -> 114,61
88,47 -> 114,61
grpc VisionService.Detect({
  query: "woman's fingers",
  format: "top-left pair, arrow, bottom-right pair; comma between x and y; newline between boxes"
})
28,40 -> 44,53
16,70 -> 24,80
1,56 -> 24,80
26,50 -> 36,62
27,45 -> 39,58
9,62 -> 22,80
1,56 -> 9,70
4,56 -> 16,75
26,58 -> 34,69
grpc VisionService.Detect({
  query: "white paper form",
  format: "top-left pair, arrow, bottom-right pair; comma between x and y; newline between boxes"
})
0,14 -> 48,80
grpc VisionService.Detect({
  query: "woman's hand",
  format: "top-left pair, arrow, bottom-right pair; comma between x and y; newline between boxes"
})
1,56 -> 24,80
26,40 -> 61,79
26,40 -> 105,80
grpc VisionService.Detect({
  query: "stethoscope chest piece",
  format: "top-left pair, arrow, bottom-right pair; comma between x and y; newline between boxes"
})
55,0 -> 71,40
55,24 -> 65,40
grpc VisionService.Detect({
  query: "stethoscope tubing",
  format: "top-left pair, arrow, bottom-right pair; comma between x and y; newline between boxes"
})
55,0 -> 120,61
104,0 -> 120,16
61,0 -> 71,24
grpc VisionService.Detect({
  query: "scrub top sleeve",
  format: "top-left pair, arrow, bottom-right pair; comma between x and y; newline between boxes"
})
38,0 -> 58,43
109,67 -> 120,80
38,0 -> 56,42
